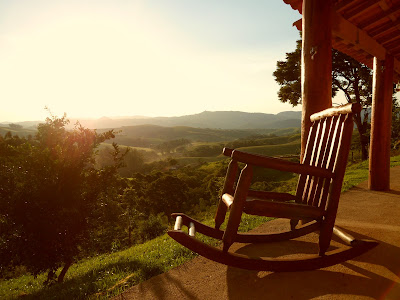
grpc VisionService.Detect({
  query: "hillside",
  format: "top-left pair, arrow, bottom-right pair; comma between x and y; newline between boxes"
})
0,110 -> 302,130
100,125 -> 300,147
0,126 -> 36,137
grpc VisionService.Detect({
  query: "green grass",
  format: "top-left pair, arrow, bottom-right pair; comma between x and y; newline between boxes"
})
341,155 -> 400,192
2,155 -> 400,299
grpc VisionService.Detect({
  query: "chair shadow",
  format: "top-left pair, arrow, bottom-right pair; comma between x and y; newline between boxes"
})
226,229 -> 400,300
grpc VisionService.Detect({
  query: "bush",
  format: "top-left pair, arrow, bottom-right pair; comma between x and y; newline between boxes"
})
138,214 -> 167,242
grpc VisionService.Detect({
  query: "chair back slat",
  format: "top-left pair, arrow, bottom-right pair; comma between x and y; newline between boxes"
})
308,117 -> 333,206
310,116 -> 336,206
302,120 -> 324,205
318,114 -> 346,209
295,122 -> 318,203
296,103 -> 359,211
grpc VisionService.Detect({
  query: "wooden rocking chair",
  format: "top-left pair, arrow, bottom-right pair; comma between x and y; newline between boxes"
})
168,103 -> 378,272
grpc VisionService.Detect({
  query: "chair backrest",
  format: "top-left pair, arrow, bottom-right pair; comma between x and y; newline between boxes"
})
295,103 -> 361,211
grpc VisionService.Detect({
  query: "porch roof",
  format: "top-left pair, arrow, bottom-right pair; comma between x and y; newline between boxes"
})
284,0 -> 400,78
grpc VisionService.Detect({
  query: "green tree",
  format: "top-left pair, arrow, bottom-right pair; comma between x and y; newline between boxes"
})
273,39 -> 373,160
0,114 -> 123,283
146,174 -> 189,220
392,97 -> 400,149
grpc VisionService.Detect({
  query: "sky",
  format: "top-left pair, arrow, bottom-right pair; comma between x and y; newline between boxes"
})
0,0 -> 303,122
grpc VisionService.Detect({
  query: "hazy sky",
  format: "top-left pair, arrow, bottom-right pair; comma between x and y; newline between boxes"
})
1,0 -> 303,122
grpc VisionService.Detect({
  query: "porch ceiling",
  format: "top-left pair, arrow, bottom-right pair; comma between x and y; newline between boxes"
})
284,0 -> 400,78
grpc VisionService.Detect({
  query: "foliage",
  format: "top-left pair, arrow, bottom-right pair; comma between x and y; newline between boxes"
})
273,40 -> 303,107
137,214 -> 167,241
392,98 -> 400,149
0,114 -> 124,283
182,144 -> 223,157
273,38 -> 374,160
226,133 -> 300,149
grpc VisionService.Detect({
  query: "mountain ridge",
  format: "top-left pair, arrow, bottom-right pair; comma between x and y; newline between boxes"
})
1,110 -> 302,130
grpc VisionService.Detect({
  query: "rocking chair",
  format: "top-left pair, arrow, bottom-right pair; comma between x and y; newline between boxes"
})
168,103 -> 377,272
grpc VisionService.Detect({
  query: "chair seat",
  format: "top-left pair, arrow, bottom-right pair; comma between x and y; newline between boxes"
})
243,198 -> 326,220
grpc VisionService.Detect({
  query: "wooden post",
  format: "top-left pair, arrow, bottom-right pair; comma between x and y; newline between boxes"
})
369,54 -> 394,191
301,0 -> 333,160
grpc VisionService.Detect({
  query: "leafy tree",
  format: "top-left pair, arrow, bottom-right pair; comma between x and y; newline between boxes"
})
0,114 -> 123,283
392,98 -> 400,149
146,174 -> 189,220
273,39 -> 373,160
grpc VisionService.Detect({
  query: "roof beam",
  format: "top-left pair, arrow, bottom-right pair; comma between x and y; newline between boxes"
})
294,12 -> 400,75
369,19 -> 400,38
335,0 -> 356,12
359,3 -> 400,29
377,31 -> 400,45
331,12 -> 386,60
343,0 -> 381,21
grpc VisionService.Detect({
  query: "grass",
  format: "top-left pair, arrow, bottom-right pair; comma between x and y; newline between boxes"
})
341,155 -> 400,192
2,155 -> 400,299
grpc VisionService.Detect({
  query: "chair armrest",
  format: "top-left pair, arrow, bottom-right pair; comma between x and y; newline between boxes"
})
223,148 -> 334,178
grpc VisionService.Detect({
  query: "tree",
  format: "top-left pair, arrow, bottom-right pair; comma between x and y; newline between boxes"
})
392,97 -> 400,149
146,174 -> 189,220
273,39 -> 373,160
0,114 -> 124,283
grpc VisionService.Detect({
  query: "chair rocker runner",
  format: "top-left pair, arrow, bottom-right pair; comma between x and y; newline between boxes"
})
168,103 -> 378,272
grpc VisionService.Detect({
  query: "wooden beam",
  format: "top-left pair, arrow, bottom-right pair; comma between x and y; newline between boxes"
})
294,14 -> 400,75
384,38 -> 400,50
359,3 -> 400,30
300,0 -> 333,159
334,0 -> 355,12
370,19 -> 400,38
343,0 -> 380,21
292,4 -> 400,79
377,30 -> 400,45
369,54 -> 394,191
331,11 -> 386,60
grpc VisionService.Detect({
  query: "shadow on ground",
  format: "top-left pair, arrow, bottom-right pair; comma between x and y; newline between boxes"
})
226,229 -> 400,299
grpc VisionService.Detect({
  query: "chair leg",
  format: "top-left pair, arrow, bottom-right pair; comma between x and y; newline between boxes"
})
214,201 -> 227,230
318,219 -> 335,256
215,160 -> 238,230
290,219 -> 299,230
222,165 -> 253,252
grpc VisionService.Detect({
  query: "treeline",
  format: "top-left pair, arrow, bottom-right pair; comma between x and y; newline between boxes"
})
225,133 -> 301,149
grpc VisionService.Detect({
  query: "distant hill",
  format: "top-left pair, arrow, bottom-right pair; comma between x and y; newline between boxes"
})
98,125 -> 300,146
0,126 -> 36,137
0,110 -> 302,130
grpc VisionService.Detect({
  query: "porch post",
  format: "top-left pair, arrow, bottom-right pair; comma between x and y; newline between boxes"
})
301,0 -> 333,159
369,54 -> 394,191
